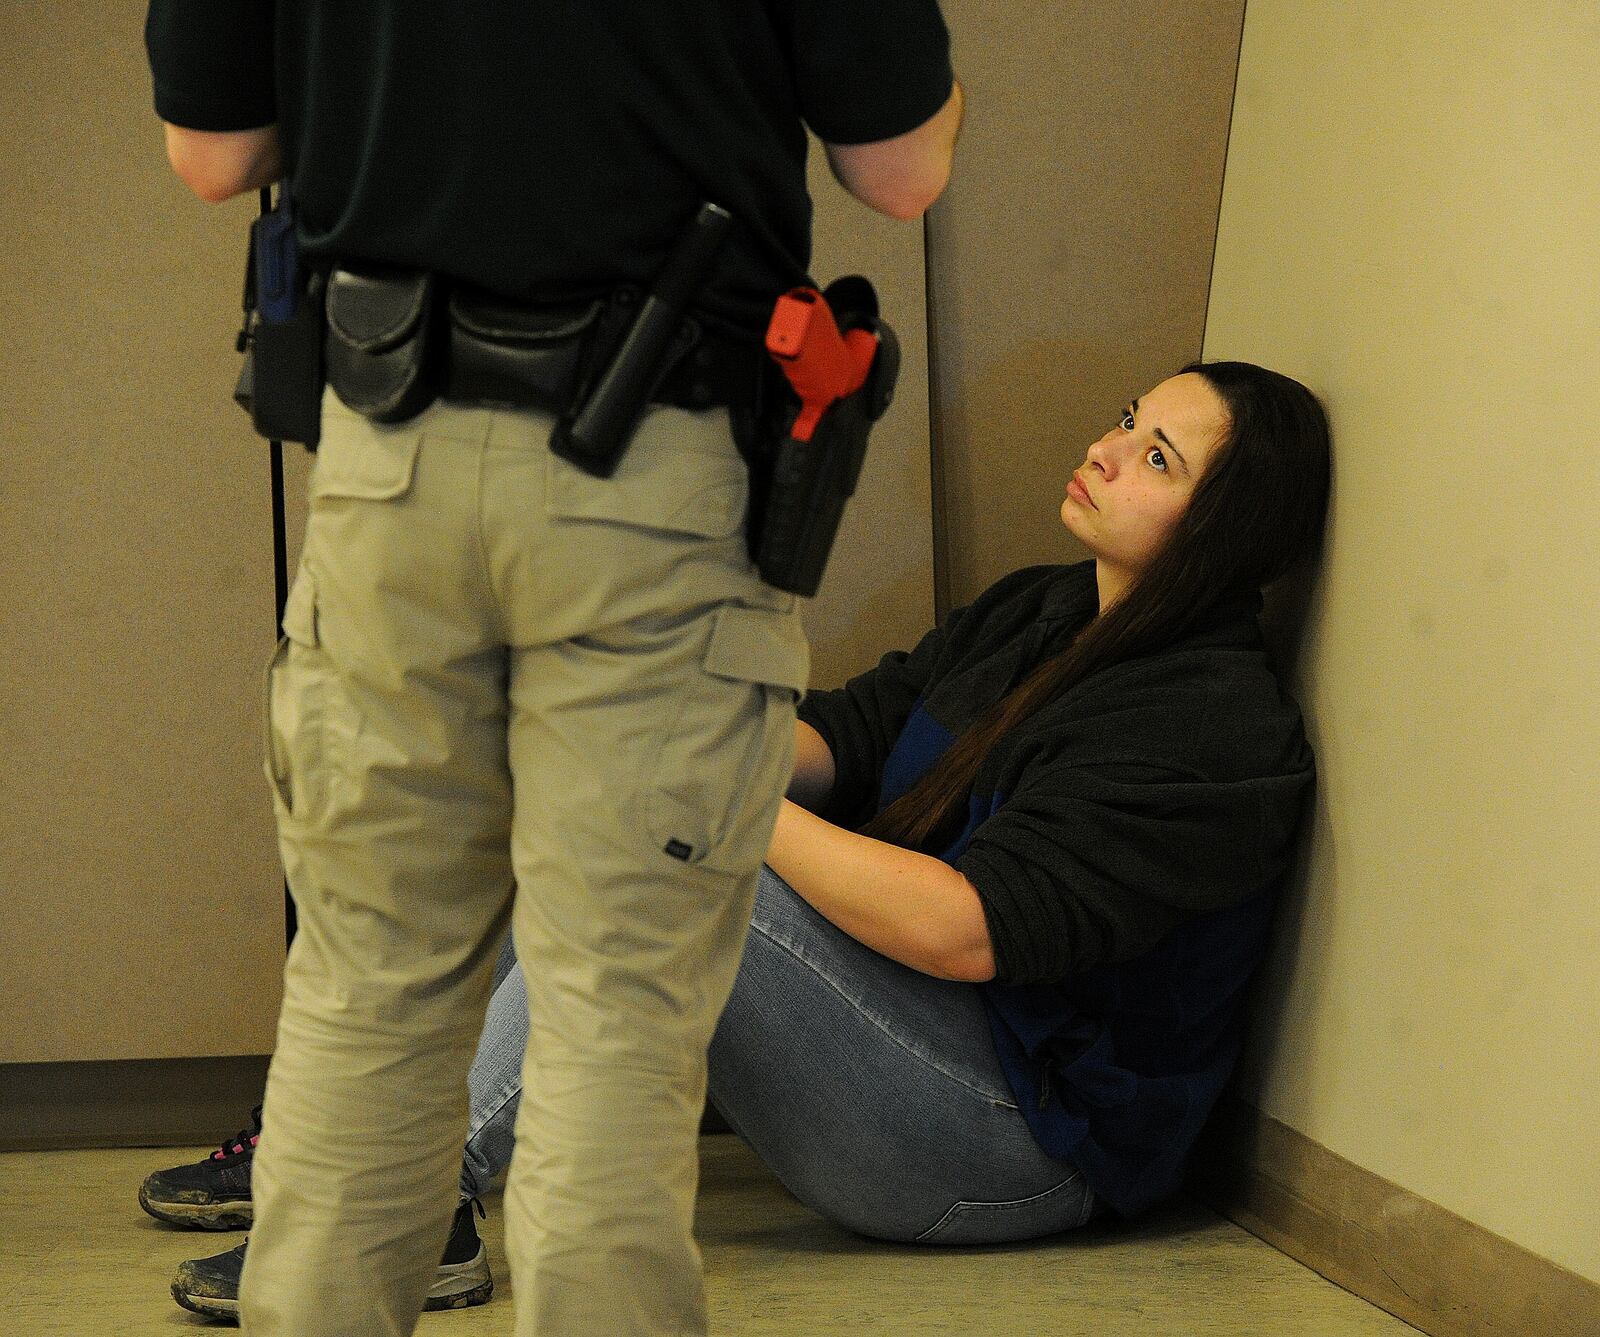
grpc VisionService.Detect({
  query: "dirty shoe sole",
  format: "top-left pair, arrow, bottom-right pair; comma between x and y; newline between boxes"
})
169,1251 -> 493,1324
139,1182 -> 253,1231
427,1244 -> 494,1309
172,1279 -> 240,1321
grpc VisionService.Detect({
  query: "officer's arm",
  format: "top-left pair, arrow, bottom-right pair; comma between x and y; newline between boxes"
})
162,123 -> 282,204
786,721 -> 837,812
821,80 -> 964,221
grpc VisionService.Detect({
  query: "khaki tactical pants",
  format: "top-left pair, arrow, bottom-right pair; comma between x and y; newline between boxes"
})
240,392 -> 807,1336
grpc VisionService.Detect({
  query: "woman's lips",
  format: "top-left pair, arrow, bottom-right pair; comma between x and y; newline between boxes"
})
1067,472 -> 1095,508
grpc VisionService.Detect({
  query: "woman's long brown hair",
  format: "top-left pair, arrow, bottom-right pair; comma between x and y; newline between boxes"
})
854,361 -> 1332,854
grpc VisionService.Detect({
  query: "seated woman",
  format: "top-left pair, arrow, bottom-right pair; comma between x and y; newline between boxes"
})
151,359 -> 1331,1318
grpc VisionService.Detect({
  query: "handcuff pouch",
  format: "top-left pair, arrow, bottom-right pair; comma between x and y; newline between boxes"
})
323,266 -> 440,423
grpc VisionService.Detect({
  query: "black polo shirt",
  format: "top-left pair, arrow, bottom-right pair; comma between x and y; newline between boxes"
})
145,1 -> 954,334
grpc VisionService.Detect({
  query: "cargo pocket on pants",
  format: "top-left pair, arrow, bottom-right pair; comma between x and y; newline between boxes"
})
311,399 -> 425,501
263,569 -> 328,824
645,603 -> 809,877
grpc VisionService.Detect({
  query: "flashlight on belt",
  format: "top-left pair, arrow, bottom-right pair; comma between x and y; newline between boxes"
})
553,202 -> 734,478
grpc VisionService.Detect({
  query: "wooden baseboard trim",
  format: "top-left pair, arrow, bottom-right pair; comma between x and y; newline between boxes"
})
1188,1096 -> 1599,1337
0,1056 -> 272,1151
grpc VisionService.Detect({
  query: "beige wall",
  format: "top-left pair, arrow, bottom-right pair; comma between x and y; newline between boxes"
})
1204,1 -> 1600,1283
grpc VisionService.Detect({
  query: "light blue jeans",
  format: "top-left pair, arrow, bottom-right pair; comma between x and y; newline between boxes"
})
460,865 -> 1096,1245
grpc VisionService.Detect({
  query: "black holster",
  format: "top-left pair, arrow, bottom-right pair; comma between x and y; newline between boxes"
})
750,305 -> 900,598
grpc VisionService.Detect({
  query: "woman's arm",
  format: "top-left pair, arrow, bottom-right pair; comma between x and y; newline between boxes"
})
764,797 -> 996,983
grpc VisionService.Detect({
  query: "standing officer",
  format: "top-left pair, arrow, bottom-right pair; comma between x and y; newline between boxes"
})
144,4 -> 962,1335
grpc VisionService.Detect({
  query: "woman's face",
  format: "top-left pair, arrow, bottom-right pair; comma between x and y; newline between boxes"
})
1059,372 -> 1231,598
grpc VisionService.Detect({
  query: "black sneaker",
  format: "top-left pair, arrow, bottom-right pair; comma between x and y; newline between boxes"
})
139,1106 -> 260,1230
170,1199 -> 493,1322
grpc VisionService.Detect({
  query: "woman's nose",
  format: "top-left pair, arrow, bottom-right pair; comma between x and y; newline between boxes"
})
1087,437 -> 1118,477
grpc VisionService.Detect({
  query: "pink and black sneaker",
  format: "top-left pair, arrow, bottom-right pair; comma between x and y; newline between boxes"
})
138,1105 -> 260,1230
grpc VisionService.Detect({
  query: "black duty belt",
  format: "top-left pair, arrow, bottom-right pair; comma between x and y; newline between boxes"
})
321,266 -> 766,433
443,282 -> 768,416
234,193 -> 898,598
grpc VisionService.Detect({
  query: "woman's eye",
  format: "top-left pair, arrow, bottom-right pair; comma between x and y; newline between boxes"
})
1146,447 -> 1168,473
1120,412 -> 1135,431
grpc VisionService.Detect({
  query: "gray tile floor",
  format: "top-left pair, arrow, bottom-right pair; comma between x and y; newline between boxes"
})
0,1136 -> 1420,1335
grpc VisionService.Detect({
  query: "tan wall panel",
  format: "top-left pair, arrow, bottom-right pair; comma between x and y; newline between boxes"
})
928,1 -> 1245,612
1192,1099 -> 1600,1337
1,3 -> 287,1061
1204,0 -> 1600,1283
1,10 -> 932,1064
